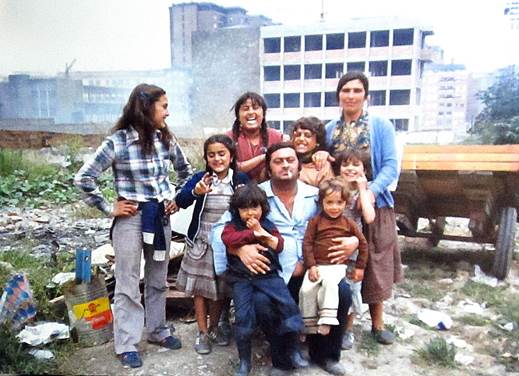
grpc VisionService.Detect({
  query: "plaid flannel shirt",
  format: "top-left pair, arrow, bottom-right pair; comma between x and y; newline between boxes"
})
74,126 -> 192,215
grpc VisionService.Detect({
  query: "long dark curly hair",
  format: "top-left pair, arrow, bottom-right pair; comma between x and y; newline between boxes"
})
230,92 -> 269,147
112,83 -> 172,155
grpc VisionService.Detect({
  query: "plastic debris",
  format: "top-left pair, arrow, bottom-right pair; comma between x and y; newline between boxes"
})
17,322 -> 69,346
471,265 -> 499,287
29,349 -> 55,360
446,336 -> 470,349
499,322 -> 516,332
416,308 -> 453,330
457,299 -> 485,315
0,273 -> 37,331
455,353 -> 474,366
51,272 -> 75,286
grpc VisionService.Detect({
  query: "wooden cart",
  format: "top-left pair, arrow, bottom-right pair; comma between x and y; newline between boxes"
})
393,145 -> 519,279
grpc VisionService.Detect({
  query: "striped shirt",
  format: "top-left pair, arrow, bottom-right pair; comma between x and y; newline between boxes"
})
74,126 -> 192,215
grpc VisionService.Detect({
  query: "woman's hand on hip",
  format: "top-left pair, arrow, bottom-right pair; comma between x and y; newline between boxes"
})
112,200 -> 138,217
237,244 -> 271,274
164,200 -> 179,215
327,236 -> 359,264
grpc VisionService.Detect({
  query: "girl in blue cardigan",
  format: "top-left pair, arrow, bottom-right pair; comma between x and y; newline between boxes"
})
175,134 -> 249,355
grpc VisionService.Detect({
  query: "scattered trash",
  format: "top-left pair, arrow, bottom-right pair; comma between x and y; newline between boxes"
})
29,349 -> 55,360
457,299 -> 485,315
0,273 -> 37,331
471,265 -> 499,287
17,322 -> 69,346
446,336 -> 470,349
417,308 -> 453,330
455,353 -> 475,366
91,244 -> 114,266
51,272 -> 76,286
396,327 -> 415,340
499,322 -> 516,332
438,278 -> 453,284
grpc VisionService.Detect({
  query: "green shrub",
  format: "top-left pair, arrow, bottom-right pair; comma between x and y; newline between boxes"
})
416,337 -> 457,368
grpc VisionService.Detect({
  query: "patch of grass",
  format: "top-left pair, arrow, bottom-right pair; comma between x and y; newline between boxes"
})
459,280 -> 507,307
399,279 -> 444,302
407,316 -> 432,330
0,327 -> 56,374
457,314 -> 491,327
359,330 -> 380,357
415,337 -> 457,368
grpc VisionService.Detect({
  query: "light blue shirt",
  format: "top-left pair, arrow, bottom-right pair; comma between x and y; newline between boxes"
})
211,180 -> 318,283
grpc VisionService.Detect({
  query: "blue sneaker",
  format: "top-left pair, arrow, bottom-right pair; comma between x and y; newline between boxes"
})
148,335 -> 182,350
120,351 -> 142,368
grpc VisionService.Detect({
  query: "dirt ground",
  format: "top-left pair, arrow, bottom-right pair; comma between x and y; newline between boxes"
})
59,238 -> 519,376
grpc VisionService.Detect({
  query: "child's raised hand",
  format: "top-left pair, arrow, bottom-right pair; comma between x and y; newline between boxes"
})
194,172 -> 213,195
355,172 -> 368,191
308,266 -> 320,282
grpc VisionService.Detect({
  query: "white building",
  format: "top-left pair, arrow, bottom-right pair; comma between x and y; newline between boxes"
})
416,64 -> 470,144
259,17 -> 440,134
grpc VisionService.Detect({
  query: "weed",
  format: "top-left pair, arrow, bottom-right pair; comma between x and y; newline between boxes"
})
457,314 -> 491,327
415,337 -> 457,368
459,280 -> 507,308
408,316 -> 431,330
359,330 -> 381,357
399,279 -> 444,302
0,327 -> 56,374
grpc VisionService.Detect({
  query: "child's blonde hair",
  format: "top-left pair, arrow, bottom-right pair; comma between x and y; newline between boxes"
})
318,177 -> 352,206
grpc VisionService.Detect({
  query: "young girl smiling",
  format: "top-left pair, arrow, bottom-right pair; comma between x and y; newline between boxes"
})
175,134 -> 249,355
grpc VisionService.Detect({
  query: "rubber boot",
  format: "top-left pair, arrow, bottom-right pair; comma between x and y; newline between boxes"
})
235,339 -> 252,376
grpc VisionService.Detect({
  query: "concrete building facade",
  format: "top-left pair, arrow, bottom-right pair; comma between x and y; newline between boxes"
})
170,2 -> 271,68
416,64 -> 470,143
259,18 -> 439,134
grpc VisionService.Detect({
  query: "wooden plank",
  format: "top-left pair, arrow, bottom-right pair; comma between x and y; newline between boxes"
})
403,144 -> 519,154
402,161 -> 519,172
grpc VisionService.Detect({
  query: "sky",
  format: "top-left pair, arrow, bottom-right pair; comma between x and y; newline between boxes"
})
0,0 -> 518,76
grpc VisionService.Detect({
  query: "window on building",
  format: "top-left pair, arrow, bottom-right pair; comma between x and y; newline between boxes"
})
325,63 -> 344,79
326,33 -> 344,50
305,35 -> 323,51
324,91 -> 338,107
370,90 -> 386,106
369,61 -> 388,76
393,28 -> 414,46
304,92 -> 321,107
370,30 -> 389,47
284,65 -> 301,80
264,66 -> 280,81
283,120 -> 295,132
264,38 -> 281,53
346,61 -> 365,72
390,118 -> 409,131
391,60 -> 412,76
389,90 -> 411,105
268,120 -> 281,130
348,32 -> 366,48
304,64 -> 322,79
284,36 -> 301,52
284,93 -> 300,108
264,94 -> 280,108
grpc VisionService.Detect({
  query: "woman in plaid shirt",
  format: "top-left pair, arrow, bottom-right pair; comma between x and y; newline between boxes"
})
74,83 -> 192,368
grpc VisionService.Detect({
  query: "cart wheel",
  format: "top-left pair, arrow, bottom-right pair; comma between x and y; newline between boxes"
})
492,207 -> 517,280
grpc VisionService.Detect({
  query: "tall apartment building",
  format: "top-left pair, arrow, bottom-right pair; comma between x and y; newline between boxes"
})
259,18 -> 440,134
170,2 -> 271,68
417,64 -> 470,143
504,0 -> 519,29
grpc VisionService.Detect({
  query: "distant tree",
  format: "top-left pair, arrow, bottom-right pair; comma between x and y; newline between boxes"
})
473,66 -> 519,144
